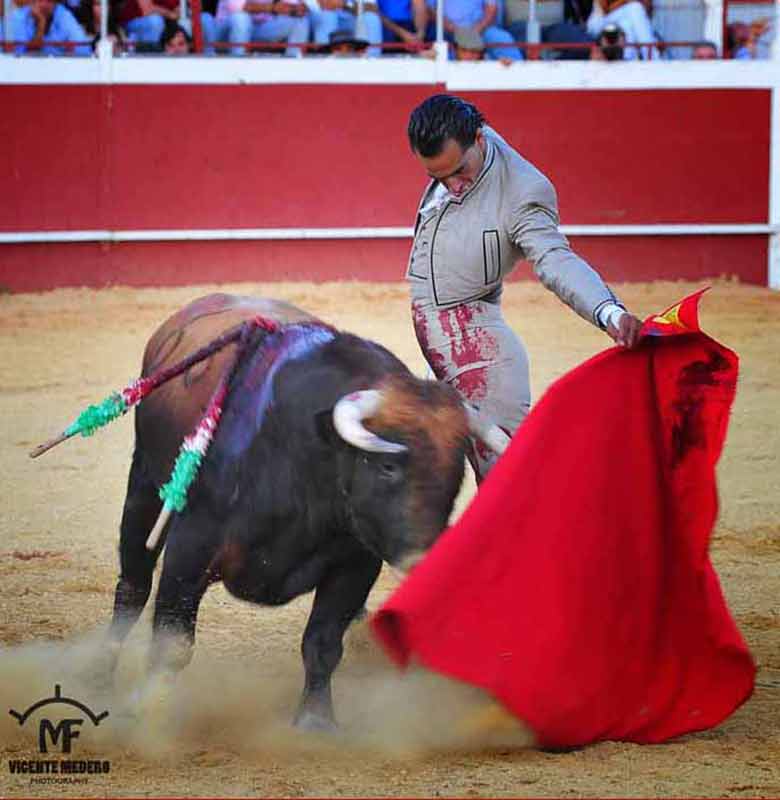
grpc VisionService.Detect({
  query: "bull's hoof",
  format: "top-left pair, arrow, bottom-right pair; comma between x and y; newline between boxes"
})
293,709 -> 337,734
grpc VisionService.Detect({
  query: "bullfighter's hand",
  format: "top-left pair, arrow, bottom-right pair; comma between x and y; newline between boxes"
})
607,312 -> 643,349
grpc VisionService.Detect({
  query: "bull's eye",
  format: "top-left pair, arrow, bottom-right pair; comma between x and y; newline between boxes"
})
378,461 -> 402,482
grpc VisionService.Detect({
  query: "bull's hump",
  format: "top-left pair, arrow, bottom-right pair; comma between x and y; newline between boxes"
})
143,295 -> 317,376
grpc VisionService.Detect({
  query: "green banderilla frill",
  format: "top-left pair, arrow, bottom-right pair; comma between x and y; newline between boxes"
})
159,447 -> 204,512
64,392 -> 128,438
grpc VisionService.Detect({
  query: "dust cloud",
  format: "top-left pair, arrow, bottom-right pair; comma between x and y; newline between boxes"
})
0,621 -> 533,768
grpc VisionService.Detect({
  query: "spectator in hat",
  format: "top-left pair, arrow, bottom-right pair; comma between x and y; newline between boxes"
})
590,20 -> 624,58
423,0 -> 523,60
309,0 -> 383,57
586,0 -> 658,59
11,0 -> 91,53
324,24 -> 369,53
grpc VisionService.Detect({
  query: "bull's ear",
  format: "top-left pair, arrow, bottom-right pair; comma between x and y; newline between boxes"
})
314,408 -> 340,446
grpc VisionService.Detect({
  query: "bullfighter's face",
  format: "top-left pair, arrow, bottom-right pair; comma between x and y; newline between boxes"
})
415,130 -> 486,198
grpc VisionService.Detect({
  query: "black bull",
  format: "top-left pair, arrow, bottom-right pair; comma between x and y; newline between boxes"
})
105,294 -> 495,730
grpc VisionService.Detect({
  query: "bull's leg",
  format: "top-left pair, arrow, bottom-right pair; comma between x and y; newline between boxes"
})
295,550 -> 382,732
102,450 -> 165,683
148,512 -> 221,677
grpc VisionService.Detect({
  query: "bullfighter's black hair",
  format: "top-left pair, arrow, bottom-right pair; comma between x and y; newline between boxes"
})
407,94 -> 486,158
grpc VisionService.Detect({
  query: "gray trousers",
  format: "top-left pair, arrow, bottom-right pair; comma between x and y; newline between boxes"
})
411,296 -> 531,480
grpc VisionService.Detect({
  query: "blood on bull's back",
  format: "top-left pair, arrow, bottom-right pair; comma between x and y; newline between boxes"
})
137,294 -> 317,484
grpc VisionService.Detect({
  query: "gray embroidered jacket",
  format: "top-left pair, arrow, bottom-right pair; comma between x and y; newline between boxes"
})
406,125 -> 621,328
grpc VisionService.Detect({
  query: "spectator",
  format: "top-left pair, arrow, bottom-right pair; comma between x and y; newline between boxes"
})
638,0 -> 668,57
451,23 -> 513,61
77,0 -> 126,52
691,39 -> 716,58
587,0 -> 658,60
161,18 -> 191,50
727,22 -> 750,58
453,21 -> 483,57
377,0 -> 428,50
505,0 -> 593,60
309,0 -> 382,58
650,0 -> 702,59
727,20 -> 768,59
200,0 -> 244,52
565,0 -> 592,24
324,24 -> 368,53
424,0 -> 524,60
11,0 -> 91,54
590,20 -> 624,58
119,0 -> 178,45
204,0 -> 310,55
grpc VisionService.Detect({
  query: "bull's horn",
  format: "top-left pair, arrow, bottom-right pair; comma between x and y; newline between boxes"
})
464,404 -> 512,455
332,390 -> 408,454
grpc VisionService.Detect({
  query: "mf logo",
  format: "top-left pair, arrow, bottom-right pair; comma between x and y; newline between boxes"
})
9,684 -> 109,754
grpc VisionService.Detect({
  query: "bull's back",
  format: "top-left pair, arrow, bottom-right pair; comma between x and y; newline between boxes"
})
137,294 -> 318,484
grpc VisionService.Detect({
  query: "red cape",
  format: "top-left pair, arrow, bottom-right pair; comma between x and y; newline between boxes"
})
372,290 -> 755,747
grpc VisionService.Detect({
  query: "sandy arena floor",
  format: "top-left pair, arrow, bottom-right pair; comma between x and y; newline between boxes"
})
0,279 -> 778,798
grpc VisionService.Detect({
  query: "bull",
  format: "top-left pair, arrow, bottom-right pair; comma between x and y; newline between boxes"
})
104,293 -> 505,730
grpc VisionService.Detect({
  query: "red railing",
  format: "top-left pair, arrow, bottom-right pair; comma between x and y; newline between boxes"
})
0,38 -> 733,56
